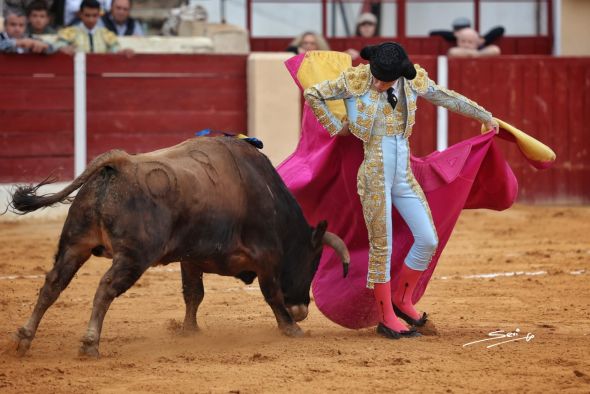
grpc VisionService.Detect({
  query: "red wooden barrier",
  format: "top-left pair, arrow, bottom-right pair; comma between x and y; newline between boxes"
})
0,54 -> 74,182
447,57 -> 590,204
0,54 -> 588,204
85,54 -> 248,159
250,36 -> 552,56
0,54 -> 247,183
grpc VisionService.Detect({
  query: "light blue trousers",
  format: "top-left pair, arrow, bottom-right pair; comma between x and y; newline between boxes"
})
364,135 -> 439,285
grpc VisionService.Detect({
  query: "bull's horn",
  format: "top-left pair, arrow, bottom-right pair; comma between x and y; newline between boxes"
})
322,232 -> 350,278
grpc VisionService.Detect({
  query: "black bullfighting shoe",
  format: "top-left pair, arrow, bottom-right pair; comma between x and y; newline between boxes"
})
392,304 -> 428,327
376,323 -> 421,339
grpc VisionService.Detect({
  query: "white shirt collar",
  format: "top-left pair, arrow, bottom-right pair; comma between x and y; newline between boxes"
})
80,24 -> 99,34
391,79 -> 401,95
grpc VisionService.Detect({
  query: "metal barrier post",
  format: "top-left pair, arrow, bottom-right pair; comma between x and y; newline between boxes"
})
436,55 -> 448,151
74,52 -> 87,177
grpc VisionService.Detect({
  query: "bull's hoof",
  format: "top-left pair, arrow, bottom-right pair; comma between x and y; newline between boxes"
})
181,324 -> 200,336
15,338 -> 32,357
78,343 -> 100,358
13,327 -> 33,357
79,336 -> 100,358
281,324 -> 304,338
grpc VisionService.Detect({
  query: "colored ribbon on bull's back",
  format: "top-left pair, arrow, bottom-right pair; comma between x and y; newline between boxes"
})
277,52 -> 555,329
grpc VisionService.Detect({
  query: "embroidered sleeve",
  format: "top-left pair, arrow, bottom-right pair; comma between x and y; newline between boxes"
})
412,65 -> 493,124
303,72 -> 351,137
53,26 -> 76,50
57,27 -> 76,44
102,29 -> 120,52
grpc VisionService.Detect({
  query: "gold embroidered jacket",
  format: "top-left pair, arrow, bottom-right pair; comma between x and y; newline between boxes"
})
55,26 -> 120,53
304,64 -> 493,142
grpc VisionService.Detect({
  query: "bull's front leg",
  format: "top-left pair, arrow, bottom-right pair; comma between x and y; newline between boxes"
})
180,261 -> 204,332
257,272 -> 303,338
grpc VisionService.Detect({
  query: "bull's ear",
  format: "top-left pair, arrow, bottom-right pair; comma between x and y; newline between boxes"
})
312,220 -> 328,249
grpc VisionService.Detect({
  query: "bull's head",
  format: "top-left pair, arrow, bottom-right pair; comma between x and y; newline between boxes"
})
282,220 -> 350,322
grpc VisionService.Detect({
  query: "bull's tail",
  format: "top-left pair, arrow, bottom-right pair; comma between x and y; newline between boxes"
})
10,149 -> 128,214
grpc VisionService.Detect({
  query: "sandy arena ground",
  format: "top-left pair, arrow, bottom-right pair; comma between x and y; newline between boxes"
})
0,205 -> 589,393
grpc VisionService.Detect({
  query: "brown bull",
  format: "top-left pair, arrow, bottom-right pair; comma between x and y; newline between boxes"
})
10,137 -> 349,357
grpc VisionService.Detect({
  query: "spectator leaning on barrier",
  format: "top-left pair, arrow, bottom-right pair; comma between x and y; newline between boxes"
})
430,16 -> 505,50
287,31 -> 330,55
448,27 -> 501,57
101,0 -> 143,36
1,7 -> 52,53
54,0 -> 133,55
26,0 -> 57,35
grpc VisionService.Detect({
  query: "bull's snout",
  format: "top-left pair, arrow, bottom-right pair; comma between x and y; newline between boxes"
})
287,304 -> 309,322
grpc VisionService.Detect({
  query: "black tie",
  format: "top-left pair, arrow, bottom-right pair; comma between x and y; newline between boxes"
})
88,33 -> 94,53
386,87 -> 398,110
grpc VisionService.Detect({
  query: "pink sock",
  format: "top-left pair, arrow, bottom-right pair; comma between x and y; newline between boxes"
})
374,281 -> 408,332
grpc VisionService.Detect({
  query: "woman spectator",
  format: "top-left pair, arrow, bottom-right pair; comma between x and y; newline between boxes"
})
347,12 -> 379,60
286,31 -> 330,55
355,12 -> 378,38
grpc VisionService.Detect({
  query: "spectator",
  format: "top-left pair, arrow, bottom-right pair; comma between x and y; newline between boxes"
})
101,0 -> 143,36
51,0 -> 112,27
54,0 -> 133,55
430,16 -> 505,49
26,0 -> 57,35
355,12 -> 378,38
448,27 -> 500,57
346,12 -> 379,60
1,7 -> 52,53
287,31 -> 329,55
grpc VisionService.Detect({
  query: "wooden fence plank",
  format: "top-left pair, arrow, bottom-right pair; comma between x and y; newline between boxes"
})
0,54 -> 73,75
0,157 -> 73,182
0,111 -> 72,133
88,111 -> 245,134
249,37 -> 551,56
86,133 -> 196,159
0,89 -> 73,111
86,54 -> 248,75
0,131 -> 73,157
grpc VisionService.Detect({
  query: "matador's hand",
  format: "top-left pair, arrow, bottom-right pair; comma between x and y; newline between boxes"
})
484,118 -> 500,134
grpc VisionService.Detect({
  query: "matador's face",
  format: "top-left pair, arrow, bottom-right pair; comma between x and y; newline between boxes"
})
372,76 -> 397,93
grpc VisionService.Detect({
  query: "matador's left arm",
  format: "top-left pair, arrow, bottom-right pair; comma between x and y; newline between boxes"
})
410,65 -> 493,124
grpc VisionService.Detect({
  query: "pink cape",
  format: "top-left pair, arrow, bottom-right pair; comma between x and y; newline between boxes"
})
277,55 -> 548,330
